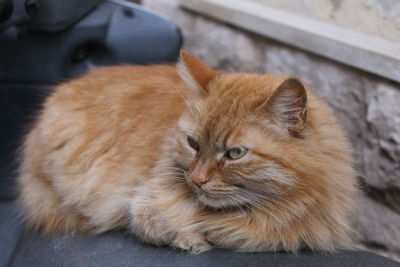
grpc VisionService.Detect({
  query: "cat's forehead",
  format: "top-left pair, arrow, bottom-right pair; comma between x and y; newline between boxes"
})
179,109 -> 261,147
207,73 -> 286,100
225,126 -> 265,149
179,73 -> 287,143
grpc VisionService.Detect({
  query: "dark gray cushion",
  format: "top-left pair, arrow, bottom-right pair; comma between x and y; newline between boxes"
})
9,228 -> 400,267
0,202 -> 24,267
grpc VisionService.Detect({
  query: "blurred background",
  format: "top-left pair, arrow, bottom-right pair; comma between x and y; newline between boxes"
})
140,0 -> 400,261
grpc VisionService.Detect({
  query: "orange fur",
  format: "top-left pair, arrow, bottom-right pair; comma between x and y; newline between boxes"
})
18,51 -> 357,253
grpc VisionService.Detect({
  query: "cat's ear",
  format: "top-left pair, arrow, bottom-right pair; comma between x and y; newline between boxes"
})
177,50 -> 217,96
265,78 -> 307,136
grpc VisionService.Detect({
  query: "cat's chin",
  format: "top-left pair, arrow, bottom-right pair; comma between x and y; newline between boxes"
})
197,194 -> 236,209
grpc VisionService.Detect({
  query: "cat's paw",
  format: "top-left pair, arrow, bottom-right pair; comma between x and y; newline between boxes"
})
172,233 -> 212,254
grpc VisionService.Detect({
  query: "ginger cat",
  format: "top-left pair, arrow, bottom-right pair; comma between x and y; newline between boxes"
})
18,51 -> 357,253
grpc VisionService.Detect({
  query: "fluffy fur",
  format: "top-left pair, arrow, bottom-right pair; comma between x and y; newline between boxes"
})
18,51 -> 357,253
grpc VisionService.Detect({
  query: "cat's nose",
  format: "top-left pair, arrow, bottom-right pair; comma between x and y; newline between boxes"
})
190,165 -> 211,188
192,175 -> 210,188
192,175 -> 210,187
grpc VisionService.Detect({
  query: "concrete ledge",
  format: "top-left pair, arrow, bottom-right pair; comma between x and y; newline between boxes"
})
179,0 -> 400,83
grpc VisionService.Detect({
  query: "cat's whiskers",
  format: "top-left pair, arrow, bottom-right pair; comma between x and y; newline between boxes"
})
156,172 -> 185,178
235,194 -> 286,225
154,161 -> 188,171
227,197 -> 248,214
153,169 -> 184,177
247,192 -> 304,225
229,195 -> 257,215
153,167 -> 184,173
155,165 -> 294,223
228,188 -> 291,224
237,186 -> 288,207
248,191 -> 296,216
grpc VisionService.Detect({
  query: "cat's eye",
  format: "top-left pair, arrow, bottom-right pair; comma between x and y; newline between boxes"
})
187,135 -> 199,151
225,147 -> 248,160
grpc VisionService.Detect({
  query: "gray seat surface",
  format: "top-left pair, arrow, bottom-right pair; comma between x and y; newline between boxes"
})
9,226 -> 400,267
0,202 -> 23,267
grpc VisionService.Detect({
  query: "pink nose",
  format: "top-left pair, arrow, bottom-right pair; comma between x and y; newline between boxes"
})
191,164 -> 211,187
191,175 -> 210,187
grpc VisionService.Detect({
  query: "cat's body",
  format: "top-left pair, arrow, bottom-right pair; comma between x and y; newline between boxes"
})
18,51 -> 356,253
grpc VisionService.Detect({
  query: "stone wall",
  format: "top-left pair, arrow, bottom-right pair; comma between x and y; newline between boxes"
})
143,0 -> 400,260
249,0 -> 400,42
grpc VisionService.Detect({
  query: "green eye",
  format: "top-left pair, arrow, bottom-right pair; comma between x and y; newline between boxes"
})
226,147 -> 248,160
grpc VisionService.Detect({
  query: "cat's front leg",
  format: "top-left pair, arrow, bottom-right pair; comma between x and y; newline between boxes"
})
129,192 -> 175,246
172,231 -> 211,254
165,200 -> 212,253
202,213 -> 269,252
129,191 -> 211,253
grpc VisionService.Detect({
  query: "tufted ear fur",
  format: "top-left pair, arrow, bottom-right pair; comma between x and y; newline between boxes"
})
177,50 -> 217,96
265,78 -> 307,137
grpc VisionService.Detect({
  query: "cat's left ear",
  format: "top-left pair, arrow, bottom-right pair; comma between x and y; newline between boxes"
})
265,78 -> 307,136
177,50 -> 217,96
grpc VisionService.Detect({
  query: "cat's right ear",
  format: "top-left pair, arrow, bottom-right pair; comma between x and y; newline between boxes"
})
264,78 -> 308,137
177,50 -> 217,96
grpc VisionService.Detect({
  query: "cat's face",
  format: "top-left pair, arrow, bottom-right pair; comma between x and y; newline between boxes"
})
172,51 -> 308,210
176,112 -> 298,209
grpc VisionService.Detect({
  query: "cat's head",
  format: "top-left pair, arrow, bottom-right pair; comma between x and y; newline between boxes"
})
173,51 -> 321,210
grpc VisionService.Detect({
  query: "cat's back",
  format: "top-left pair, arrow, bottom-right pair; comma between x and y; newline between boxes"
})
24,65 -> 186,188
39,64 -> 186,158
18,65 -> 188,233
41,64 -> 188,166
48,65 -> 186,116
